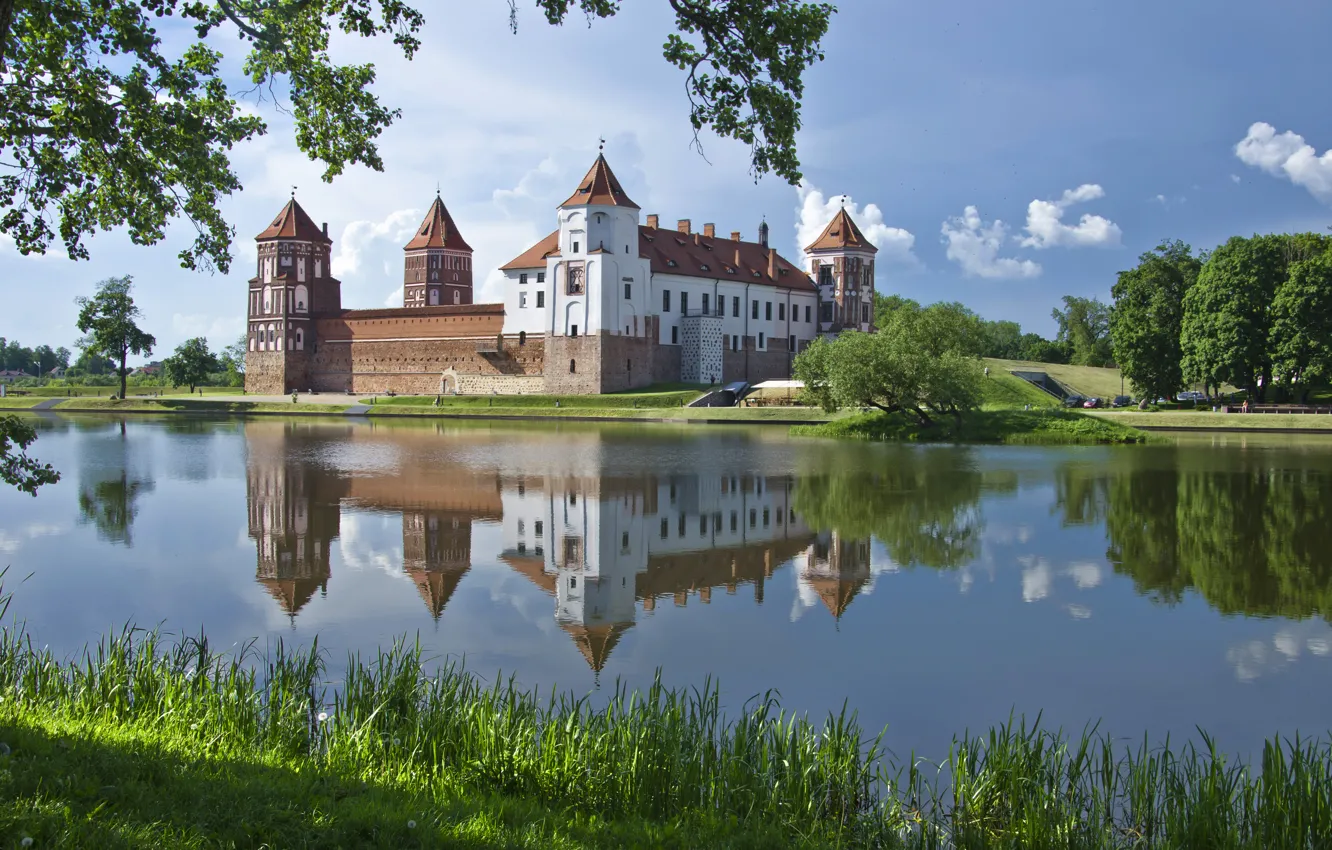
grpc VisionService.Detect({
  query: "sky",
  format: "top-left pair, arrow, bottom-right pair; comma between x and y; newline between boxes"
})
3,0 -> 1332,360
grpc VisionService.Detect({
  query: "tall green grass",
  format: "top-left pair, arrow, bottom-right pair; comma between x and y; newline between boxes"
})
0,601 -> 1328,846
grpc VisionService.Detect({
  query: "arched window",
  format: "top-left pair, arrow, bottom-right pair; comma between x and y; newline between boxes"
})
570,359 -> 576,373
267,325 -> 275,343
295,328 -> 304,350
453,289 -> 460,304
518,331 -> 526,346
295,284 -> 308,312
429,289 -> 440,306
262,285 -> 272,313
249,335 -> 255,351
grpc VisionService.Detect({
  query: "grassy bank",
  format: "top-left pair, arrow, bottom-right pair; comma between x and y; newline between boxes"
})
0,398 -> 43,409
0,615 -> 1328,848
363,385 -> 704,410
1091,410 -> 1332,431
794,408 -> 1149,445
34,398 -> 352,415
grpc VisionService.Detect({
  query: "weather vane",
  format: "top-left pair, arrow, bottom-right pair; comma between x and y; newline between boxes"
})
840,194 -> 847,208
436,180 -> 440,195
598,136 -> 605,152
290,185 -> 297,198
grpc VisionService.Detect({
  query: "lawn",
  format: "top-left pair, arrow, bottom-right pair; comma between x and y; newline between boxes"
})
0,398 -> 43,409
40,398 -> 355,415
979,370 -> 1061,410
795,408 -> 1149,444
984,357 -> 1130,400
363,385 -> 706,409
365,404 -> 838,422
1091,410 -> 1332,431
15,386 -> 246,398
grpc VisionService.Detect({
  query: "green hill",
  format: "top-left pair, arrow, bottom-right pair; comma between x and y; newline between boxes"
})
985,358 -> 1128,400
980,369 -> 1061,409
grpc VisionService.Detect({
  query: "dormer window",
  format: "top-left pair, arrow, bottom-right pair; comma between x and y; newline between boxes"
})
699,264 -> 710,271
667,259 -> 678,267
751,270 -> 761,278
725,267 -> 736,275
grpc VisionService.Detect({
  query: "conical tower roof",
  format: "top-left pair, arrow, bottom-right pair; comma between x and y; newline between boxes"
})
407,566 -> 470,621
256,197 -> 332,243
803,576 -> 867,620
257,577 -> 325,617
559,622 -> 633,672
804,208 -> 877,254
560,153 -> 640,209
404,194 -> 473,252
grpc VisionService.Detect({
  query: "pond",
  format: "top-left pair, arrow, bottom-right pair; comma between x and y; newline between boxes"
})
2,414 -> 1330,762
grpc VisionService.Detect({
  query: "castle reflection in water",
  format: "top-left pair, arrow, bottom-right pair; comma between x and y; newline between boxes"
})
246,421 -> 871,671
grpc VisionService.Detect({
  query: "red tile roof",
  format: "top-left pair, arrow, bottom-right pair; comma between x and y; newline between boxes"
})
255,198 -> 331,243
560,154 -> 640,210
805,208 -> 877,254
404,194 -> 473,252
501,227 -> 816,292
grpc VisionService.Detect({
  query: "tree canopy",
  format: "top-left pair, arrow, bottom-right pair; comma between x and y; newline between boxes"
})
795,303 -> 985,425
163,336 -> 221,391
0,416 -> 60,495
1109,239 -> 1200,404
75,276 -> 156,400
1051,295 -> 1112,367
1,0 -> 833,271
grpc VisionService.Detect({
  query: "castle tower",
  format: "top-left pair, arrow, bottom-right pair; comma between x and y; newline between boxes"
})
801,532 -> 873,620
402,510 -> 472,620
805,208 -> 877,335
551,153 -> 647,340
245,196 -> 341,394
403,193 -> 474,308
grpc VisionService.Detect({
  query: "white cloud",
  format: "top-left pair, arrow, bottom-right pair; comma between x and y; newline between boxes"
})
331,208 -> 421,278
1019,184 -> 1122,249
795,182 -> 919,267
941,206 -> 1041,279
1021,557 -> 1052,602
1065,603 -> 1092,619
1230,174 -> 1242,184
1065,562 -> 1102,589
1235,122 -> 1332,203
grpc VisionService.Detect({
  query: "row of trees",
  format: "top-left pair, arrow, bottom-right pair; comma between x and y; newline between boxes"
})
1111,233 -> 1332,403
0,339 -> 72,375
873,293 -> 1113,366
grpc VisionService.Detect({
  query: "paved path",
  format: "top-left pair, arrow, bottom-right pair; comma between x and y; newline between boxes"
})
32,398 -> 63,410
344,404 -> 372,415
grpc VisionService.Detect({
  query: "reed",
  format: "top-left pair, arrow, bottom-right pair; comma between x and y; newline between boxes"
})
0,596 -> 1328,847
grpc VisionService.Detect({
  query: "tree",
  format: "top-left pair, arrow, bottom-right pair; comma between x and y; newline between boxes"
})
162,337 -> 222,392
1180,234 -> 1328,401
1,0 -> 833,272
1109,239 -> 1200,404
54,346 -> 71,369
1270,250 -> 1332,401
1019,333 -> 1068,364
795,310 -> 985,425
873,293 -> 921,331
980,320 -> 1024,359
75,276 -> 156,400
0,416 -> 60,495
1051,295 -> 1112,366
71,345 -> 115,376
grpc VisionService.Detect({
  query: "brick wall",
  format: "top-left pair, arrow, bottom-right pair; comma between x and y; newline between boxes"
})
308,335 -> 545,394
245,350 -> 310,394
722,337 -> 793,384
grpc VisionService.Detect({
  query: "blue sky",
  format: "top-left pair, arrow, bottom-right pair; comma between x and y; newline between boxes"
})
3,0 -> 1331,359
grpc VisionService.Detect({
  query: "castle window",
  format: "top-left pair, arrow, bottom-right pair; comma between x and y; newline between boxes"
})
626,358 -> 631,372
701,293 -> 709,314
765,302 -> 772,321
758,332 -> 765,349
453,290 -> 460,304
733,296 -> 740,317
519,331 -> 527,346
662,289 -> 671,312
819,266 -> 833,287
667,259 -> 677,267
297,257 -> 306,282
789,334 -> 795,353
570,359 -> 576,373
805,305 -> 811,323
537,272 -> 545,283
699,264 -> 710,272
570,324 -> 579,338
778,303 -> 785,321
429,289 -> 440,306
671,325 -> 678,344
520,273 -> 528,284
624,282 -> 631,299
262,285 -> 272,313
566,263 -> 585,295
295,285 -> 308,312
821,303 -> 833,322
751,300 -> 758,320
573,241 -> 580,253
249,336 -> 255,351
862,304 -> 870,324
680,292 -> 688,314
536,292 -> 545,308
315,259 -> 321,278
535,521 -> 542,537
660,518 -> 668,539
296,329 -> 304,350
519,292 -> 528,309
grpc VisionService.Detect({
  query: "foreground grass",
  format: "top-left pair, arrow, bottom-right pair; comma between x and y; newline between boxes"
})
366,404 -> 837,422
0,616 -> 1328,849
978,371 -> 1061,410
794,408 -> 1149,445
1091,410 -> 1332,431
0,398 -> 43,409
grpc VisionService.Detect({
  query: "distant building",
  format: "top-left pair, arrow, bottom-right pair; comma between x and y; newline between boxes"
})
245,154 -> 877,395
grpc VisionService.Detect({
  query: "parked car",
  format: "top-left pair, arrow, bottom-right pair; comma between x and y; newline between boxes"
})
1178,391 -> 1207,402
1111,395 -> 1132,408
1063,395 -> 1086,408
1082,397 -> 1102,409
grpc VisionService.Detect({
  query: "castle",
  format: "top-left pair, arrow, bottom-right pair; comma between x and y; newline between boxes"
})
245,153 -> 878,395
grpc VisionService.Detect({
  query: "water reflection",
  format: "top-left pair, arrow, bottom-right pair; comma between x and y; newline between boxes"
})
1054,450 -> 1332,619
76,420 -> 156,546
242,421 -> 873,670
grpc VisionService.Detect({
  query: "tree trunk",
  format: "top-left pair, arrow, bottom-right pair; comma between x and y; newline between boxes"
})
118,349 -> 127,400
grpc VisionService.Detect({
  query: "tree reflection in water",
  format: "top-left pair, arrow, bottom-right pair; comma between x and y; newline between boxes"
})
1055,447 -> 1332,620
77,420 -> 154,547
